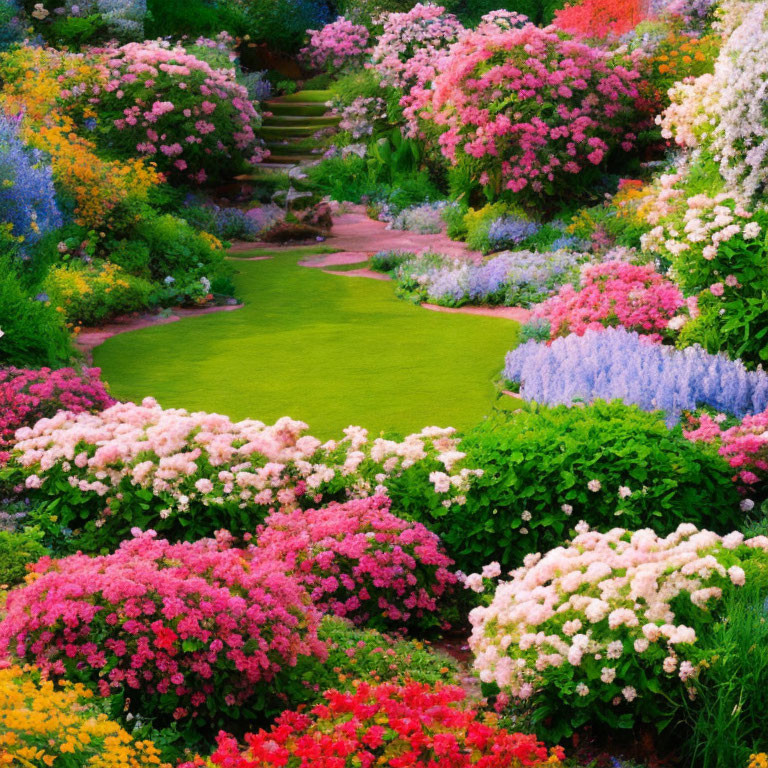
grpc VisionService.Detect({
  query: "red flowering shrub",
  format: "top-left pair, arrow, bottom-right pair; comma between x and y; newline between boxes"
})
0,367 -> 113,454
203,682 -> 565,768
684,410 -> 768,498
553,0 -> 647,40
531,260 -> 687,339
0,530 -> 325,727
255,495 -> 457,633
422,25 -> 642,204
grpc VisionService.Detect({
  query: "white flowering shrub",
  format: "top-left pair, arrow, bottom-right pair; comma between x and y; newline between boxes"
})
467,523 -> 768,740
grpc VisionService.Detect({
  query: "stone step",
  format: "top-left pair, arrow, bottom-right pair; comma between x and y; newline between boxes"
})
260,124 -> 325,137
262,114 -> 339,127
267,154 -> 320,165
265,101 -> 329,116
277,89 -> 333,103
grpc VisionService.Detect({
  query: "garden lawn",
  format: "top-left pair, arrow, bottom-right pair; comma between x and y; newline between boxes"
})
94,246 -> 520,438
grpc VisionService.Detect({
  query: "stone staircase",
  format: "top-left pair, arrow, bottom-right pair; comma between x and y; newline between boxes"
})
258,89 -> 338,171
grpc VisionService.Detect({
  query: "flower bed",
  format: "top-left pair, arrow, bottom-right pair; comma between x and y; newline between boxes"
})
504,327 -> 768,425
197,682 -> 564,768
0,530 -> 325,726
0,366 -> 113,451
0,664 -> 170,768
467,523 -> 768,740
256,495 -> 457,632
6,397 -> 479,550
531,260 -> 687,340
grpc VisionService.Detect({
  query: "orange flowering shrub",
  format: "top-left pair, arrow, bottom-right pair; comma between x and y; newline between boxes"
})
0,45 -> 161,229
649,31 -> 719,93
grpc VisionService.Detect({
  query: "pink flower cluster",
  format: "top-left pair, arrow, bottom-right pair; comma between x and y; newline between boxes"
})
300,17 -> 370,71
0,530 -> 325,721
421,25 -> 642,200
468,523 -> 767,729
10,398 -> 478,539
370,3 -> 464,133
0,367 -> 113,457
255,495 -> 457,631
81,40 -> 267,182
684,409 -> 768,494
531,260 -> 686,340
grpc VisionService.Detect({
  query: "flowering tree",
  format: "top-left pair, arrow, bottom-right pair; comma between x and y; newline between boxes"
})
300,17 -> 370,72
422,25 -> 643,204
467,523 -> 768,739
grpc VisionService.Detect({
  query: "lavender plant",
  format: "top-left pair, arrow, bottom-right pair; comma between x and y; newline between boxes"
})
504,327 -> 768,425
486,216 -> 540,252
0,113 -> 62,256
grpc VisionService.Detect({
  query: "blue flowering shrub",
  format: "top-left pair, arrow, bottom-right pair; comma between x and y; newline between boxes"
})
0,113 -> 62,258
504,328 -> 768,425
394,401 -> 741,570
394,249 -> 588,307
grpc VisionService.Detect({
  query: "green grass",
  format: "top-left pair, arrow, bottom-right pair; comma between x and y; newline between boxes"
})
94,246 -> 521,438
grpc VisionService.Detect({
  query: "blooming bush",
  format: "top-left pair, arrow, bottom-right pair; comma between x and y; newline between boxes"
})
487,217 -> 541,252
301,17 -> 370,72
201,682 -> 564,768
424,25 -> 642,203
467,523 -> 768,740
659,3 -> 768,201
0,665 -> 170,768
256,495 -> 457,632
5,398 -> 480,550
685,409 -> 768,500
0,530 -> 325,729
0,112 -> 61,256
531,260 -> 687,340
504,328 -> 768,425
0,366 -> 113,452
385,200 -> 451,233
82,40 -> 267,183
409,401 -> 740,571
475,8 -> 530,33
553,0 -> 648,39
395,249 -> 588,307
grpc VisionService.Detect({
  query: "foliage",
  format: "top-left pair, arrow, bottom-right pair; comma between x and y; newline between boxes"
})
198,682 -> 564,768
0,530 -> 326,735
0,258 -> 73,368
423,25 -> 643,206
280,616 -> 459,710
4,398 -> 479,551
408,401 -> 741,570
531,260 -> 687,341
79,40 -> 267,183
504,327 -> 768,426
0,365 -> 113,451
44,262 -> 154,326
256,495 -> 457,633
385,200 -> 451,234
0,664 -> 171,768
0,529 -> 47,587
371,249 -> 414,272
239,0 -> 334,54
467,523 -> 768,741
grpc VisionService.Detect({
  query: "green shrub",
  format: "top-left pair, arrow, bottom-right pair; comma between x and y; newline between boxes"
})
463,203 -> 511,252
393,401 -> 742,571
0,258 -> 73,368
146,0 -> 246,38
371,250 -> 415,273
43,262 -> 154,326
0,530 -> 47,588
683,579 -> 768,768
276,616 -> 459,710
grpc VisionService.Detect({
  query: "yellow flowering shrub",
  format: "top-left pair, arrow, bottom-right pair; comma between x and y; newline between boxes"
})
43,262 -> 154,327
749,756 -> 768,768
0,665 -> 170,768
0,45 -> 161,229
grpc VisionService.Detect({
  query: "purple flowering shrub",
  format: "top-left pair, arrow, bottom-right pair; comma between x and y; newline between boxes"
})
504,327 -> 768,425
487,216 -> 541,252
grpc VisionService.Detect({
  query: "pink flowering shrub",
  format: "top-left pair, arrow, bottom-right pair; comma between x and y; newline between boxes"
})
0,367 -> 113,454
255,495 -> 457,633
370,3 -> 464,132
684,409 -> 768,499
422,25 -> 643,204
0,530 -> 325,728
531,260 -> 687,340
75,40 -> 267,183
300,17 -> 370,72
6,398 -> 480,551
467,523 -> 768,740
